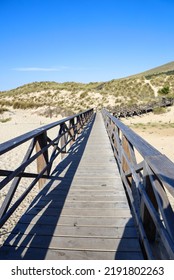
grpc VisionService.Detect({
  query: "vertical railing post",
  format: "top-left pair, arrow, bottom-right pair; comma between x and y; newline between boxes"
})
121,135 -> 132,175
35,132 -> 49,189
140,163 -> 158,242
60,123 -> 67,159
77,115 -> 82,134
69,118 -> 75,146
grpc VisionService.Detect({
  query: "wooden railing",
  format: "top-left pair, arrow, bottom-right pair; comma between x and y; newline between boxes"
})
0,109 -> 94,228
102,108 -> 174,259
113,97 -> 173,118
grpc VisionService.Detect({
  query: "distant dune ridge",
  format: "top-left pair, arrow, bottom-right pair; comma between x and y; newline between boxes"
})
0,61 -> 174,115
133,61 -> 174,77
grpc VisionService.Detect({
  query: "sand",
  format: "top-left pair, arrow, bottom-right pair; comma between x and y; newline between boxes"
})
0,108 -> 62,142
121,105 -> 174,163
0,109 -> 63,245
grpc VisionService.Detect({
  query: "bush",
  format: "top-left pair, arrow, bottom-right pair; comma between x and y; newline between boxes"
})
153,107 -> 166,114
0,107 -> 8,114
158,86 -> 170,95
0,117 -> 11,123
13,101 -> 42,109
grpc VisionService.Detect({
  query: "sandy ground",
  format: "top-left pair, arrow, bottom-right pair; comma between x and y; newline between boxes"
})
0,108 -> 62,142
0,109 -> 63,245
121,105 -> 174,163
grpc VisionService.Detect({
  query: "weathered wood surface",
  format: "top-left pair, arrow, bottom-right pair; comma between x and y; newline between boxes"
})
0,113 -> 143,260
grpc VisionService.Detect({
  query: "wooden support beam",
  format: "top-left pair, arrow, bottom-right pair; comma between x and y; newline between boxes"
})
60,124 -> 66,160
69,119 -> 75,146
35,132 -> 49,189
140,164 -> 158,242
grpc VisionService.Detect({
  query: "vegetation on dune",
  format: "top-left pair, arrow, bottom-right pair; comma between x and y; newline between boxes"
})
0,61 -> 174,114
158,85 -> 170,96
131,121 -> 174,130
0,106 -> 9,114
153,107 -> 166,114
0,117 -> 11,123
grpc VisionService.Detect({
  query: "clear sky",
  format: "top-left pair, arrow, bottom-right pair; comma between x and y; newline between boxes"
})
0,0 -> 174,90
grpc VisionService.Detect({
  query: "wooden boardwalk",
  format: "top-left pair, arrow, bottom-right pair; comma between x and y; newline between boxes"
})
0,113 -> 143,259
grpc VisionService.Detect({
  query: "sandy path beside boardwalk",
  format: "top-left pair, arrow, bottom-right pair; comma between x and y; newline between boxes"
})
0,108 -> 62,142
0,108 -> 62,190
0,109 -> 63,245
122,105 -> 174,163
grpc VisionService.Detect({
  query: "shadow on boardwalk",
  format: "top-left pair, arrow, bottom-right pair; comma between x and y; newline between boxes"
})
0,115 -> 96,260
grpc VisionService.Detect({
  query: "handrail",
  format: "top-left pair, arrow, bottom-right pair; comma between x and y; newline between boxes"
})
102,108 -> 174,260
0,108 -> 94,228
0,109 -> 93,155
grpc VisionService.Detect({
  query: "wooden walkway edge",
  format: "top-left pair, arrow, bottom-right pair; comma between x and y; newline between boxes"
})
0,113 -> 143,260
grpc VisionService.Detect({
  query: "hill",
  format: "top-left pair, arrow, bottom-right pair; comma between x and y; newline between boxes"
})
0,61 -> 174,117
132,61 -> 174,78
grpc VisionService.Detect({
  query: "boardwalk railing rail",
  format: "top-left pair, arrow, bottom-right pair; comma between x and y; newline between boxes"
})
0,109 -> 94,229
102,108 -> 174,259
113,97 -> 174,119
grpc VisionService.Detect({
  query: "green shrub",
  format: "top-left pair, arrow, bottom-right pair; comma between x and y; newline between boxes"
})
0,107 -> 8,114
13,101 -> 42,109
153,107 -> 166,114
158,86 -> 170,95
0,117 -> 11,123
79,91 -> 87,99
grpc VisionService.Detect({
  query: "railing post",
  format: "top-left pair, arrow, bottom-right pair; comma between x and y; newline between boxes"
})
140,163 -> 158,242
77,115 -> 82,134
69,118 -> 75,146
60,123 -> 67,159
121,135 -> 132,175
35,132 -> 49,189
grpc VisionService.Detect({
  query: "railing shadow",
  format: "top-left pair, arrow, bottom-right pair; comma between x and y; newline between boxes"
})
114,218 -> 145,260
114,172 -> 174,260
0,114 -> 96,259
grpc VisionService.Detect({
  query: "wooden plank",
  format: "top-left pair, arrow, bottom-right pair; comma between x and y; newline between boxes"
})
40,189 -> 126,197
26,207 -> 131,217
12,224 -> 138,238
71,173 -> 120,178
44,184 -> 124,192
4,234 -> 142,252
0,247 -> 144,260
34,201 -> 129,209
57,169 -> 120,175
71,179 -> 122,185
39,194 -> 128,202
19,215 -> 134,227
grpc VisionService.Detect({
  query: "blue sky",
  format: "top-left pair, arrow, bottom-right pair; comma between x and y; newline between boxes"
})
0,0 -> 174,91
